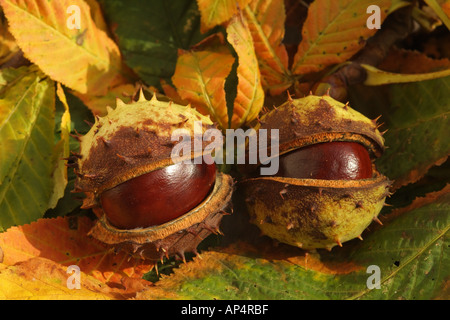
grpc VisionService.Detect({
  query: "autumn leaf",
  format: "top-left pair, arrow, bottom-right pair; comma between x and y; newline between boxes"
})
0,0 -> 127,96
361,46 -> 450,86
424,0 -> 450,30
172,34 -> 235,130
377,48 -> 450,74
137,186 -> 450,300
74,82 -> 139,116
349,75 -> 450,190
292,0 -> 392,76
172,12 -> 265,129
99,0 -> 208,89
196,0 -> 251,33
0,216 -> 154,297
0,0 -> 448,301
243,0 -> 292,95
0,257 -> 113,300
362,63 -> 450,85
377,77 -> 450,188
47,84 -> 71,210
0,66 -> 58,231
0,14 -> 19,66
227,12 -> 264,129
443,0 -> 450,20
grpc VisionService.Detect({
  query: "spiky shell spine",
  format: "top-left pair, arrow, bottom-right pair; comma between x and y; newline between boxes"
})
73,93 -> 234,261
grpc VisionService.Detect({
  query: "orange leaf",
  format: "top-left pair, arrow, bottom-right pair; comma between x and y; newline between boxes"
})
443,1 -> 450,19
0,0 -> 127,96
244,0 -> 292,95
197,0 -> 252,33
0,216 -> 154,289
227,12 -> 264,129
161,80 -> 188,106
172,34 -> 235,129
292,0 -> 391,75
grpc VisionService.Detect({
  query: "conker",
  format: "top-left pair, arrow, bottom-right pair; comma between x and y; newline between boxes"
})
72,93 -> 234,261
275,141 -> 373,180
241,94 -> 391,250
100,162 -> 217,229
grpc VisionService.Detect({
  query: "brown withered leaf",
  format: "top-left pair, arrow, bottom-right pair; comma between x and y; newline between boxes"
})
378,47 -> 450,74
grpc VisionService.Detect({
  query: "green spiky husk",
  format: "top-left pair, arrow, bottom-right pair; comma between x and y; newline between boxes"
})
241,94 -> 391,249
73,94 -> 234,261
242,174 -> 390,250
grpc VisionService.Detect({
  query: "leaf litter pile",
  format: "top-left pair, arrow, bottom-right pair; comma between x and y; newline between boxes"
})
0,0 -> 449,300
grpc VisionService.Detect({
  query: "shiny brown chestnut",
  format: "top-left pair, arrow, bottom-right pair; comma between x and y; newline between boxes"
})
100,162 -> 217,229
275,141 -> 373,180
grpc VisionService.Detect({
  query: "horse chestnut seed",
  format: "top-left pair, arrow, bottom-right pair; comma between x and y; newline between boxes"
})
71,93 -> 233,261
100,162 -> 216,229
241,94 -> 391,250
275,141 -> 373,180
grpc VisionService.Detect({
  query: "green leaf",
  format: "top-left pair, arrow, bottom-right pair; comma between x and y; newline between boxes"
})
377,76 -> 450,189
348,76 -> 450,189
347,187 -> 450,299
383,158 -> 450,211
0,66 -> 56,231
138,187 -> 450,300
99,0 -> 209,88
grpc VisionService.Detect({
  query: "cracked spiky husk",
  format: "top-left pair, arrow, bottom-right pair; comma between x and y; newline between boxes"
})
73,93 -> 234,261
75,93 -> 216,194
242,94 -> 391,250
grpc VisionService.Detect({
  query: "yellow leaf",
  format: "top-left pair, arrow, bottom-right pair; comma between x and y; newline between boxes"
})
172,34 -> 235,129
0,0 -> 126,95
197,0 -> 252,33
244,0 -> 292,95
362,63 -> 450,85
0,258 -> 112,300
227,12 -> 264,129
